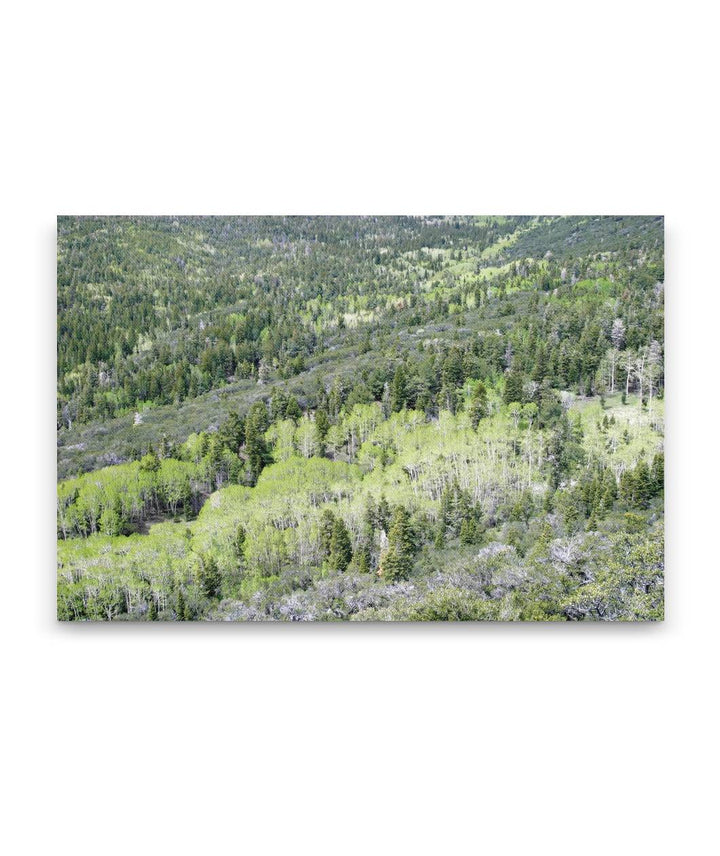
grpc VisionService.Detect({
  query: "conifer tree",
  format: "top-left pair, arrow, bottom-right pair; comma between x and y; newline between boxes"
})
319,509 -> 336,556
315,408 -> 330,441
244,401 -> 272,484
503,369 -> 524,405
468,381 -> 488,428
199,555 -> 222,598
285,396 -> 302,421
379,506 -> 416,582
176,587 -> 186,621
233,524 -> 247,564
459,517 -> 479,545
329,518 -> 353,572
357,546 -> 371,574
390,365 -> 408,412
634,460 -> 653,509
376,495 -> 391,531
651,452 -> 664,496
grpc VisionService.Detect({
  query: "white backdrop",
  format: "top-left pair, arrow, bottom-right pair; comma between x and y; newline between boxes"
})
1,2 -> 717,854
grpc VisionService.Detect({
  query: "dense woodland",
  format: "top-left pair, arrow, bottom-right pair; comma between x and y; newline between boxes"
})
57,215 -> 664,621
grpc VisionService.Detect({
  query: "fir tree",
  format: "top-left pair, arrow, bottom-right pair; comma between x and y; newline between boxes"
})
319,509 -> 336,556
233,524 -> 247,564
468,381 -> 488,428
503,369 -> 524,405
329,518 -> 353,572
199,555 -> 222,598
379,506 -> 416,582
285,396 -> 302,421
176,587 -> 186,621
391,364 -> 408,412
459,517 -> 479,545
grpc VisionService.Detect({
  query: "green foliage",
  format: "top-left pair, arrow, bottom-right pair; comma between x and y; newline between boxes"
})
379,506 -> 416,582
329,518 -> 353,572
57,215 -> 664,621
199,554 -> 222,599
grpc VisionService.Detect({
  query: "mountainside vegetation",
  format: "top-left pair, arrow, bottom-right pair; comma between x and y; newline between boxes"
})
57,215 -> 664,621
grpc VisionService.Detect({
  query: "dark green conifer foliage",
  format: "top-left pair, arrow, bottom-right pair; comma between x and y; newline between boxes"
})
176,587 -> 186,621
651,453 -> 664,496
199,555 -> 221,598
285,396 -> 302,421
391,365 -> 408,412
244,401 -> 272,484
233,524 -> 247,564
376,496 -> 391,531
459,517 -> 480,545
380,506 -> 416,582
634,460 -> 653,509
319,509 -> 336,556
315,408 -> 330,441
329,518 -> 353,572
357,547 -> 370,574
468,381 -> 488,428
503,369 -> 524,405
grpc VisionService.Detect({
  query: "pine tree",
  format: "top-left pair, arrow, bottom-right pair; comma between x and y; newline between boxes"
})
329,518 -> 353,572
651,452 -> 664,496
244,401 -> 272,484
218,412 -> 244,453
390,364 -> 408,412
176,587 -> 186,621
315,408 -> 330,441
376,495 -> 391,531
503,369 -> 524,405
147,594 -> 158,620
285,396 -> 302,421
199,555 -> 222,598
459,517 -> 479,545
468,381 -> 488,428
634,460 -> 653,509
379,506 -> 416,582
319,509 -> 336,556
357,547 -> 370,574
233,524 -> 247,564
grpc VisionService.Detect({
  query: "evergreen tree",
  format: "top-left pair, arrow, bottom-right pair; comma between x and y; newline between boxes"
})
357,546 -> 371,574
634,460 -> 653,509
468,381 -> 488,428
315,408 -> 330,441
390,364 -> 408,412
199,555 -> 222,598
218,412 -> 244,453
244,401 -> 272,484
459,517 -> 480,545
176,587 -> 186,621
503,369 -> 524,404
319,509 -> 336,557
285,395 -> 302,421
233,524 -> 247,564
379,506 -> 416,582
329,518 -> 353,572
651,452 -> 664,496
376,495 -> 391,531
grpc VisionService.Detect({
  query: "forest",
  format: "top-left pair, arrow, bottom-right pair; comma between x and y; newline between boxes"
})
56,215 -> 664,621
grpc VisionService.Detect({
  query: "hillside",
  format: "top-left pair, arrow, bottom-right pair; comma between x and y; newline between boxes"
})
56,215 -> 664,621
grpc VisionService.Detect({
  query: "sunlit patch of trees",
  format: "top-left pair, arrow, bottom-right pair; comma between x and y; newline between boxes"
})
57,215 -> 664,621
